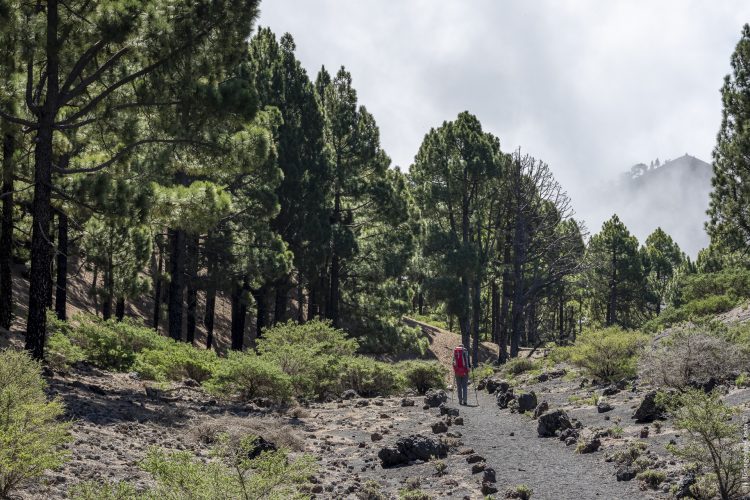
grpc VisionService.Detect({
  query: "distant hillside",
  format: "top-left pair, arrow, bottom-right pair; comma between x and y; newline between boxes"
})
594,154 -> 713,256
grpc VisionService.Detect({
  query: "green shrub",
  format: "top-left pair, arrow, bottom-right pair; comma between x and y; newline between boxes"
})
339,357 -> 404,397
645,294 -> 738,332
548,345 -> 573,364
505,484 -> 533,499
397,361 -> 446,394
472,362 -> 496,380
636,470 -> 666,489
568,327 -> 647,383
665,389 -> 744,500
0,350 -> 71,497
67,316 -> 160,371
134,340 -> 218,383
206,352 -> 293,403
69,481 -> 138,500
46,333 -> 86,372
503,357 -> 538,376
257,321 -> 355,398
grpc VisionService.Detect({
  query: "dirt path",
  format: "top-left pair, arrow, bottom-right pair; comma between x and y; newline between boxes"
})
458,391 -> 649,500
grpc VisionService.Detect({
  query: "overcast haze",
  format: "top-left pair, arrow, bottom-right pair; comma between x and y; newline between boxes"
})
257,1 -> 750,252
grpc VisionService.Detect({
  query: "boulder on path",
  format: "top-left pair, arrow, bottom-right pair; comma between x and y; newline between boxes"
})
466,453 -> 485,464
424,389 -> 448,408
439,403 -> 459,417
597,401 -> 613,413
400,398 -> 415,407
247,436 -> 277,459
486,378 -> 510,395
632,391 -> 666,423
483,467 -> 496,483
537,369 -> 566,383
616,466 -> 637,482
377,434 -> 447,468
577,436 -> 601,454
537,409 -> 572,437
516,392 -> 538,413
496,389 -> 516,409
431,420 -> 448,434
533,401 -> 549,419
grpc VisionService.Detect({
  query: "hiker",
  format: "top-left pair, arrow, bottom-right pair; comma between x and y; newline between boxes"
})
452,343 -> 470,405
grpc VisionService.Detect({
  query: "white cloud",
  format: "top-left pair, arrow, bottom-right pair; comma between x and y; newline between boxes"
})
257,1 -> 750,250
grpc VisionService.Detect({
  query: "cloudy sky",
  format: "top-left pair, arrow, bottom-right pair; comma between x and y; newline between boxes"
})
257,1 -> 750,243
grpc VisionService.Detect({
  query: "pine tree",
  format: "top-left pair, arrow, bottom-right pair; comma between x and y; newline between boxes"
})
708,24 -> 750,251
586,215 -> 647,328
644,227 -> 684,314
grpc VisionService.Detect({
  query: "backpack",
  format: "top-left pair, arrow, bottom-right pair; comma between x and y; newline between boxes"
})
453,346 -> 469,376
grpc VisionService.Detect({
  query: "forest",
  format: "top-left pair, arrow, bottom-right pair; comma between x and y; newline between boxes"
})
2,2 -> 750,499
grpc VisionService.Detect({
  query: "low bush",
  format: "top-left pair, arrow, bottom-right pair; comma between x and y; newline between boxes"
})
639,325 -> 745,389
644,294 -> 737,332
134,340 -> 218,383
0,350 -> 71,497
636,470 -> 666,489
472,362 -> 496,381
503,357 -> 538,376
257,321 -> 356,399
206,352 -> 293,403
338,357 -> 404,397
664,389 -> 744,500
67,316 -> 160,371
397,360 -> 446,394
568,327 -> 647,383
46,333 -> 86,372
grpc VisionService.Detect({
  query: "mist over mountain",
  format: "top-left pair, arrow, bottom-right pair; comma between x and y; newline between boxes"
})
585,154 -> 713,257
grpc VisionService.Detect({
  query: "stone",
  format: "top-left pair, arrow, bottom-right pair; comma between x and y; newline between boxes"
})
597,401 -> 614,413
471,462 -> 486,474
537,369 -> 566,382
454,416 -> 464,426
537,409 -> 572,437
559,428 -> 579,442
481,482 -> 499,495
533,401 -> 549,419
247,436 -> 276,459
577,436 -> 601,453
377,435 -> 448,468
424,389 -> 448,408
400,398 -> 415,407
675,473 -> 696,498
485,378 -> 510,395
516,392 -> 538,412
355,399 -> 369,408
632,391 -> 665,423
457,447 -> 474,455
616,466 -> 637,482
439,403 -> 460,417
370,432 -> 383,442
466,454 -> 485,464
496,389 -> 516,409
565,436 -> 577,446
602,385 -> 620,396
483,467 -> 496,483
341,389 -> 359,400
431,420 -> 448,434
640,426 -> 650,438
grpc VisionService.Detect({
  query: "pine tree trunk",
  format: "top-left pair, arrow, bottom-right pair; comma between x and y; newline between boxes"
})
329,189 -> 341,327
54,210 -> 68,321
230,277 -> 250,350
152,243 -> 162,331
47,212 -> 55,310
204,286 -> 216,349
252,285 -> 267,339
471,279 -> 481,368
167,227 -> 186,341
459,276 -> 471,348
417,288 -> 424,316
115,297 -> 125,321
185,236 -> 199,345
308,282 -> 318,321
274,285 -> 287,325
491,281 -> 499,345
0,133 -> 15,330
102,257 -> 113,320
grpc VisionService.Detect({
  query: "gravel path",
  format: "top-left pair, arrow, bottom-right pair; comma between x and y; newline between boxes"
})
457,390 -> 651,500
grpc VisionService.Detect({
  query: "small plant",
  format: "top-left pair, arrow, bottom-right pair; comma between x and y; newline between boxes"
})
397,360 -> 446,395
606,426 -> 624,439
505,483 -> 533,499
357,480 -> 387,500
0,350 -> 72,498
503,358 -> 538,376
636,470 -> 666,489
473,363 -> 496,380
69,481 -> 139,500
735,372 -> 750,387
338,357 -> 404,397
665,389 -> 744,499
206,352 -> 293,403
433,459 -> 447,477
568,327 -> 647,383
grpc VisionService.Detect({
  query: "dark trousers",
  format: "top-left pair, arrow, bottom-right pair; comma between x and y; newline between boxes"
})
455,374 -> 469,404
